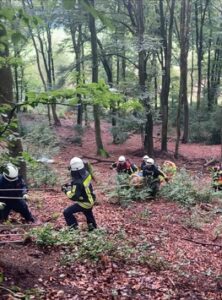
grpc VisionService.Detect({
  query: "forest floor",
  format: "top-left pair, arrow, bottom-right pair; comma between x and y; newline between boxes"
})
0,118 -> 222,300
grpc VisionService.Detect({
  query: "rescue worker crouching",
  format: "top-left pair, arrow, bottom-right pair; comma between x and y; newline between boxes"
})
212,163 -> 222,191
111,155 -> 138,175
141,155 -> 150,171
142,158 -> 168,198
62,157 -> 97,231
0,163 -> 35,223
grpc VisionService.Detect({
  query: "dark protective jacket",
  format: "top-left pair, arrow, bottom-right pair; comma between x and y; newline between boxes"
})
142,165 -> 166,181
0,175 -> 27,201
65,171 -> 96,209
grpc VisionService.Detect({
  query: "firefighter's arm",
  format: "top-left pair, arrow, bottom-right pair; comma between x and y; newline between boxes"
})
158,169 -> 169,182
66,184 -> 82,201
110,162 -> 117,169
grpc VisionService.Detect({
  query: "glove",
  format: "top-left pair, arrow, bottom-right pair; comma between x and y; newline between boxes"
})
61,185 -> 68,193
23,194 -> 30,200
165,177 -> 169,183
0,202 -> 6,210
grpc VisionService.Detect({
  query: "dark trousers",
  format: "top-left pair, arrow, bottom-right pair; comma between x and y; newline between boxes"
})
0,199 -> 34,222
150,181 -> 160,196
63,203 -> 97,229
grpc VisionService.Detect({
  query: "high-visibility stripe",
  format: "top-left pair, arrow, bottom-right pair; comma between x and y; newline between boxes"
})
67,175 -> 94,209
67,186 -> 76,199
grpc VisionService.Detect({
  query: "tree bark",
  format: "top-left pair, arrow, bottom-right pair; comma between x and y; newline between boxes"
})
137,0 -> 153,156
159,0 -> 176,152
0,24 -> 26,179
88,0 -> 108,157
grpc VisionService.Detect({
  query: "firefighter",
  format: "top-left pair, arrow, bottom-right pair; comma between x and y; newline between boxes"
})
111,155 -> 138,175
62,157 -> 97,231
0,163 -> 35,223
142,158 -> 168,197
141,155 -> 150,170
212,163 -> 222,191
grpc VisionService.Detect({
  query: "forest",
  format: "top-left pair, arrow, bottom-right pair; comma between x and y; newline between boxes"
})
0,0 -> 222,299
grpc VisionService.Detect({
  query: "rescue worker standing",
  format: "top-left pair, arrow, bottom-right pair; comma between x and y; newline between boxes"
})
0,163 -> 35,223
111,155 -> 137,175
143,158 -> 168,197
62,157 -> 97,231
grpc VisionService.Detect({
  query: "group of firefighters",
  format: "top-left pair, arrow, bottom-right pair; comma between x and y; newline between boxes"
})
0,155 -> 221,231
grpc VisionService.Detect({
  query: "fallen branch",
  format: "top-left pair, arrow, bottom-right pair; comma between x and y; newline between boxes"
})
0,233 -> 24,238
182,237 -> 222,248
0,223 -> 40,231
82,155 -> 114,164
0,239 -> 25,245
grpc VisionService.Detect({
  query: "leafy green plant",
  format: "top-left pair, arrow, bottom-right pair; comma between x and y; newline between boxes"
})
27,163 -> 58,187
108,174 -> 153,207
159,168 -> 212,206
137,251 -> 168,271
29,224 -> 59,246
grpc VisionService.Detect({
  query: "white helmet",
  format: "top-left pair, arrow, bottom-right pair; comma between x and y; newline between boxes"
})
70,157 -> 84,171
146,158 -> 154,165
143,155 -> 149,161
3,163 -> 19,181
118,155 -> 126,163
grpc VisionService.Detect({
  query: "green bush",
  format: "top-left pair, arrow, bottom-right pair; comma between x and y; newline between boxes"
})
27,163 -> 58,187
108,174 -> 152,207
189,106 -> 221,144
159,168 -> 212,206
29,226 -> 135,263
20,121 -> 59,186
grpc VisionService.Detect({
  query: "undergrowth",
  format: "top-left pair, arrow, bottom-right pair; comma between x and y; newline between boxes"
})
108,174 -> 152,207
28,225 -> 168,270
159,168 -> 213,206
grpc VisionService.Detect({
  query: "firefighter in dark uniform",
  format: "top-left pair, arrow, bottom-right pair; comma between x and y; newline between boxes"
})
62,157 -> 97,231
111,155 -> 138,175
140,155 -> 150,171
142,158 -> 168,197
0,163 -> 35,223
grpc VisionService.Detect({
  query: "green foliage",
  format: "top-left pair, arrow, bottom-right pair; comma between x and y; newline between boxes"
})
189,106 -> 222,144
109,113 -> 144,144
29,225 -> 169,272
22,122 -> 59,155
27,163 -> 57,187
159,168 -> 212,206
29,226 -> 135,262
21,121 -> 59,186
29,224 -> 57,246
137,252 -> 168,271
26,89 -> 77,108
108,174 -> 152,207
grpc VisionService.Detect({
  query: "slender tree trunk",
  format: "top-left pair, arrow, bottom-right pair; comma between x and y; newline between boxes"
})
0,25 -> 26,179
159,0 -> 176,152
137,0 -> 153,156
88,0 -> 108,157
190,45 -> 194,106
194,0 -> 209,110
70,22 -> 83,125
175,0 -> 191,157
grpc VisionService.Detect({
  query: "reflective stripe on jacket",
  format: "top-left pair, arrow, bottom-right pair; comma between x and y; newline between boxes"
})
66,174 -> 95,209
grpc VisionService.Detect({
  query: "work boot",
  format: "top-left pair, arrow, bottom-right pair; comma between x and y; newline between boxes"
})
88,223 -> 96,232
69,224 -> 79,230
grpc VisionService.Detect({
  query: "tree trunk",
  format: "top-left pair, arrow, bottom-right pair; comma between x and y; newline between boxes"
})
159,0 -> 176,152
194,0 -> 209,110
70,22 -> 83,126
0,24 -> 26,179
88,0 -> 108,157
137,0 -> 153,156
175,0 -> 191,157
